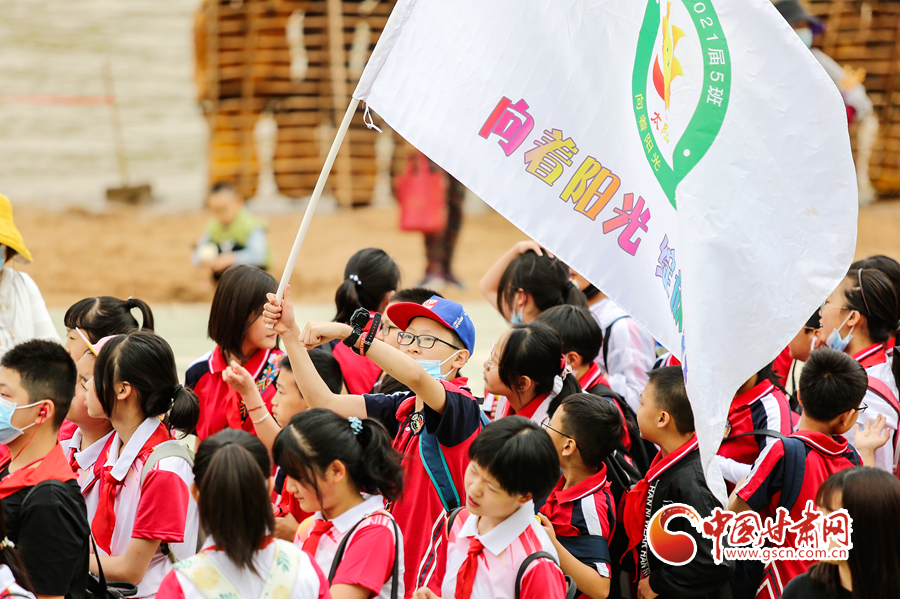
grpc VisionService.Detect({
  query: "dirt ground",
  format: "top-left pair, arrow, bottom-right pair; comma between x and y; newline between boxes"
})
14,197 -> 900,310
19,203 -> 529,308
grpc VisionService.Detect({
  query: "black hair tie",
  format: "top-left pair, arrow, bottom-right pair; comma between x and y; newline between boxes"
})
173,383 -> 184,397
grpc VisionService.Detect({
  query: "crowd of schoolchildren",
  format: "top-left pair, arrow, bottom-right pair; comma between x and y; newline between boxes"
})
1,226 -> 899,599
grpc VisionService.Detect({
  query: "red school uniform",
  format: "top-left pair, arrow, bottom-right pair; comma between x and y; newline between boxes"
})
497,392 -> 552,425
326,312 -> 383,395
717,380 -> 793,489
363,377 -> 485,598
736,431 -> 860,599
185,346 -> 284,440
845,342 -> 899,474
539,466 -> 615,583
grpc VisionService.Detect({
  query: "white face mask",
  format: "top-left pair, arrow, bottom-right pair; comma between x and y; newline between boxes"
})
0,244 -> 7,271
796,27 -> 813,48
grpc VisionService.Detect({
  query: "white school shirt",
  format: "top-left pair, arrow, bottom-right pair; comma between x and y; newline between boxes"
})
590,298 -> 657,413
98,417 -> 199,598
158,537 -> 331,599
843,361 -> 899,474
441,501 -> 566,599
0,563 -> 35,599
61,428 -> 114,520
0,270 -> 59,358
301,494 -> 403,599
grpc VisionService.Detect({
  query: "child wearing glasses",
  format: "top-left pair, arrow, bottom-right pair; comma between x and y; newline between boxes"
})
483,321 -> 582,425
537,394 -> 622,599
262,288 -> 487,598
729,348 -> 885,599
816,267 -> 900,474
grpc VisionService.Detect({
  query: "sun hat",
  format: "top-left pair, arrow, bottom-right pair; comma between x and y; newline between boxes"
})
0,194 -> 32,263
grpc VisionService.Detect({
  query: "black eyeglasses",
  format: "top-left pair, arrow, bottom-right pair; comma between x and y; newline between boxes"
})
397,331 -> 461,351
381,322 -> 400,339
851,403 -> 868,414
541,416 -> 573,439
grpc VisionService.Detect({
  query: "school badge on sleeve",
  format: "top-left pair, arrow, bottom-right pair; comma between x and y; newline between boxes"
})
410,412 -> 425,435
723,418 -> 732,439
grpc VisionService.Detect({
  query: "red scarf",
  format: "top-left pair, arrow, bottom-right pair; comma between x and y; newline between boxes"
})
621,434 -> 698,571
0,443 -> 76,500
92,424 -> 172,555
454,537 -> 485,599
301,520 -> 334,556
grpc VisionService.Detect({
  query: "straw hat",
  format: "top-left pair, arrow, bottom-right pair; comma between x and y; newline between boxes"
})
0,194 -> 32,263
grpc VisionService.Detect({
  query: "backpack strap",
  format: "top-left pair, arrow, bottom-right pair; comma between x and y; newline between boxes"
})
777,437 -> 809,512
260,540 -> 303,599
514,551 -> 575,599
419,429 -> 461,512
174,553 -> 240,598
445,506 -> 466,537
327,512 -> 400,599
138,441 -> 197,564
602,316 -> 628,368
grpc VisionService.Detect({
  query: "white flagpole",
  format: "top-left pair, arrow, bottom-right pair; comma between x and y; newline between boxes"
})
267,97 -> 360,328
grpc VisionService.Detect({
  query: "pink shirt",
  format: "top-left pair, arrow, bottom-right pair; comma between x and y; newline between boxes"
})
438,501 -> 567,599
96,418 -> 199,598
295,494 -> 403,599
61,428 -> 114,521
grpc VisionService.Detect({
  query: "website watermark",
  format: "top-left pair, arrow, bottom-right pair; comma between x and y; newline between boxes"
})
646,501 -> 852,566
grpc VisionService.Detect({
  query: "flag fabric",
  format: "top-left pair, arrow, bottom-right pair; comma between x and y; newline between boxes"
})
354,0 -> 857,498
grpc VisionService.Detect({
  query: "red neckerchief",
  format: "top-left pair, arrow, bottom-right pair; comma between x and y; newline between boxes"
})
579,363 -> 609,391
622,434 -> 698,571
502,392 -> 550,421
211,347 -> 271,429
83,433 -> 116,495
0,443 -> 76,500
853,343 -> 886,369
92,424 -> 172,555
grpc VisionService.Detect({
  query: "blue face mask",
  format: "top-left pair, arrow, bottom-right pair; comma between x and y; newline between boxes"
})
509,309 -> 524,325
825,313 -> 855,352
417,351 -> 462,381
0,397 -> 40,444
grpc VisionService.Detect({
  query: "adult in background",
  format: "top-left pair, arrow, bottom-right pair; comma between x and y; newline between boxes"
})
0,194 -> 58,358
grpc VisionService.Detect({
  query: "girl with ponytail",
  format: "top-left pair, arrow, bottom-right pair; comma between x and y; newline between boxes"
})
87,330 -> 201,597
158,430 -> 330,599
484,321 -> 583,424
818,267 -> 900,473
63,295 -> 154,359
274,408 -> 405,599
329,248 -> 400,394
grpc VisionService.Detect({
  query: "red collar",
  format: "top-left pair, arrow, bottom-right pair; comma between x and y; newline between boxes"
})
646,434 -> 698,483
578,363 -> 606,390
791,430 -> 851,457
552,463 -> 609,504
730,380 -> 775,413
0,443 -> 76,500
516,393 -> 550,420
853,343 -> 886,369
209,346 -> 271,377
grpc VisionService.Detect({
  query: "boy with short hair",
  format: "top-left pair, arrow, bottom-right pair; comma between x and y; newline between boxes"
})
623,366 -> 734,599
417,417 -> 567,599
729,348 -> 870,599
265,288 -> 487,597
0,339 -> 90,599
192,181 -> 272,278
538,393 -> 622,599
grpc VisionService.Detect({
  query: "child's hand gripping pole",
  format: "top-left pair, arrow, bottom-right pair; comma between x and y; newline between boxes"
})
268,97 -> 362,329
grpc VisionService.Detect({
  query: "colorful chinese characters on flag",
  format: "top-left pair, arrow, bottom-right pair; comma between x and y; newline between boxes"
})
354,0 -> 857,498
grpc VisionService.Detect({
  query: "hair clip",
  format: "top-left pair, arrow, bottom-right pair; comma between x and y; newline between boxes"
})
348,274 -> 362,286
348,416 -> 363,435
0,537 -> 15,550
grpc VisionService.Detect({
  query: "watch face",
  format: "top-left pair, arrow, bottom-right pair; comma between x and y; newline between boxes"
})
410,412 -> 425,435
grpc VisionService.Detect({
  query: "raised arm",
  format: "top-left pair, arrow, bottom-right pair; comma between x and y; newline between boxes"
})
478,240 -> 544,313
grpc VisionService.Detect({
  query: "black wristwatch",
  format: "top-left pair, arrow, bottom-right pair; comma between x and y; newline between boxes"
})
343,307 -> 371,351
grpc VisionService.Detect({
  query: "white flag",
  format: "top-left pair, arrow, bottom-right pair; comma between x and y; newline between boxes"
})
355,0 -> 857,497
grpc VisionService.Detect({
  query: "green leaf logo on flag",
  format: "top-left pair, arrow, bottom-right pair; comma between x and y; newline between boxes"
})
632,0 -> 731,210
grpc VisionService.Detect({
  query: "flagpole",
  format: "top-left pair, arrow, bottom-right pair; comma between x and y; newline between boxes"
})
267,97 -> 360,328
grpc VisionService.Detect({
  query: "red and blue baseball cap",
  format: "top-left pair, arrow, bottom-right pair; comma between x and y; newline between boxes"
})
386,295 -> 475,354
